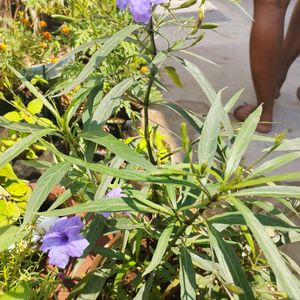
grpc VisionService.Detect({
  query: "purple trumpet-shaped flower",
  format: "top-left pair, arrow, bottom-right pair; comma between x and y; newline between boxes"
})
117,0 -> 166,24
101,188 -> 125,218
41,216 -> 89,269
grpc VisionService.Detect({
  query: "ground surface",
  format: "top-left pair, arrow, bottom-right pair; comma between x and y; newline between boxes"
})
152,0 -> 300,173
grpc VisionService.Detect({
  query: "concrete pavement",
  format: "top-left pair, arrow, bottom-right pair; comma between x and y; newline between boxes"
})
151,0 -> 300,173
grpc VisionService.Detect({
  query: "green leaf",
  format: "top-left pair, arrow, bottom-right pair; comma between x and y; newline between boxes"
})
0,116 -> 46,133
231,172 -> 300,189
159,101 -> 203,133
224,106 -> 262,182
248,152 -> 300,179
143,224 -> 174,276
27,98 -> 43,115
88,77 -> 137,129
56,25 -> 140,96
207,223 -> 255,300
81,131 -> 153,170
179,50 -> 219,67
208,211 -> 300,231
0,226 -> 28,252
174,57 -> 233,138
8,66 -> 59,120
198,90 -> 222,168
21,162 -> 71,230
224,89 -> 244,113
0,128 -> 55,169
228,196 -> 300,299
164,66 -> 182,87
0,281 -> 31,300
232,185 -> 300,198
133,273 -> 155,300
40,140 -> 200,189
39,197 -> 154,217
274,137 -> 300,151
180,247 -> 196,300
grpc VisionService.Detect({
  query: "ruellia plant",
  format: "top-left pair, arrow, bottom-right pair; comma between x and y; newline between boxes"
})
1,0 -> 300,299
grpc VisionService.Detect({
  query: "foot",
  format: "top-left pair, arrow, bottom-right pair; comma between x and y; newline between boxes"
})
233,103 -> 272,133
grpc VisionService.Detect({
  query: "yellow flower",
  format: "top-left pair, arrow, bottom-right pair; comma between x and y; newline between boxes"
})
60,25 -> 70,35
41,31 -> 52,40
50,56 -> 58,64
39,42 -> 48,49
0,43 -> 7,51
39,20 -> 48,28
140,66 -> 149,74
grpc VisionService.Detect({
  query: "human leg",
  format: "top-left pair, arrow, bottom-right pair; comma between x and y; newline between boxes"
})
278,0 -> 300,91
234,0 -> 290,133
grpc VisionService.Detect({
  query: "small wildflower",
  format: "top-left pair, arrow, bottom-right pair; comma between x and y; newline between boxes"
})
117,0 -> 166,24
41,216 -> 89,269
39,20 -> 48,28
41,31 -> 52,40
140,66 -> 149,74
0,43 -> 7,51
39,41 -> 48,49
22,18 -> 31,26
50,56 -> 58,64
60,24 -> 70,35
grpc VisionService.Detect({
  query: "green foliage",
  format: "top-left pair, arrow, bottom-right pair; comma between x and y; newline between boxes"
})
1,1 -> 300,299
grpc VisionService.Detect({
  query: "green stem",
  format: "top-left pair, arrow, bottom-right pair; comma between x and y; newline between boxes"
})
143,17 -> 157,165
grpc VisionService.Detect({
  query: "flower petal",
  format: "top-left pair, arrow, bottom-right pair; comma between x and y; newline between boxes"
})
40,232 -> 63,252
48,244 -> 69,268
50,216 -> 69,233
128,0 -> 152,24
106,187 -> 124,198
67,236 -> 89,257
117,0 -> 128,10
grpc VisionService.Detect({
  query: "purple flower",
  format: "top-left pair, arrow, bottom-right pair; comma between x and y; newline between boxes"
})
101,188 -> 125,218
41,216 -> 89,269
117,0 -> 166,24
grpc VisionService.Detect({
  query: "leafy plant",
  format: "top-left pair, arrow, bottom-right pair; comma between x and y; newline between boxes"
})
1,1 -> 300,299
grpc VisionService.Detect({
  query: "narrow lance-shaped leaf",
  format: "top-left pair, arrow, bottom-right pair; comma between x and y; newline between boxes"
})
224,106 -> 262,182
56,25 -> 140,96
180,247 -> 197,300
85,77 -> 137,161
248,152 -> 300,179
173,57 -> 233,138
41,140 -> 200,188
232,185 -> 300,198
198,89 -> 222,168
20,162 -> 71,230
0,128 -> 55,169
228,196 -> 300,299
143,224 -> 174,276
0,116 -> 45,133
82,130 -> 154,170
207,223 -> 255,300
8,66 -> 59,120
39,197 -> 154,217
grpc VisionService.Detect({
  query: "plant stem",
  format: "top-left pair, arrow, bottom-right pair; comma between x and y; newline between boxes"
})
143,17 -> 157,165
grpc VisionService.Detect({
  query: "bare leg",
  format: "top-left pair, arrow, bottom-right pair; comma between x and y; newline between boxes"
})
234,0 -> 290,133
278,0 -> 300,90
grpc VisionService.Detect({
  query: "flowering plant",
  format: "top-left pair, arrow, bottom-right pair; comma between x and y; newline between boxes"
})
1,0 -> 300,299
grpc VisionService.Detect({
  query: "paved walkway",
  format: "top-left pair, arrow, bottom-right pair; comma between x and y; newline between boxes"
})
152,0 -> 300,173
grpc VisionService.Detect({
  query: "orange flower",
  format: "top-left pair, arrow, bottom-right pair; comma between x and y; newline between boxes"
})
60,25 -> 70,35
39,42 -> 48,49
41,31 -> 52,40
0,43 -> 7,51
22,18 -> 30,26
140,66 -> 149,74
39,20 -> 48,28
